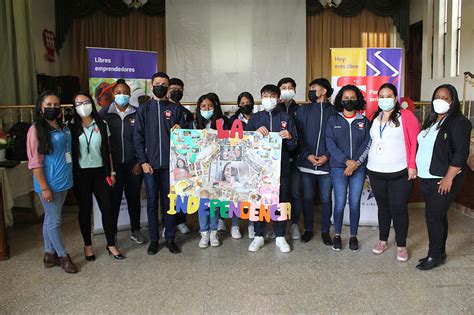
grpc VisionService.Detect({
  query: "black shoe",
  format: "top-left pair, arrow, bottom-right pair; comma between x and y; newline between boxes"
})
321,232 -> 333,246
332,236 -> 342,251
301,231 -> 314,243
418,253 -> 447,264
349,237 -> 359,251
83,247 -> 96,261
165,240 -> 181,254
416,256 -> 443,270
147,241 -> 159,255
106,247 -> 125,260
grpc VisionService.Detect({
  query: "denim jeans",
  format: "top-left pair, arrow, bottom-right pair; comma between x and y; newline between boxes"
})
143,169 -> 176,241
301,172 -> 332,233
331,167 -> 366,236
39,190 -> 68,257
198,207 -> 219,232
290,163 -> 303,225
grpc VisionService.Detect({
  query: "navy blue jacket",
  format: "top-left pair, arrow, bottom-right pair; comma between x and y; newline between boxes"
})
277,100 -> 299,118
295,102 -> 336,173
325,112 -> 370,169
134,99 -> 184,169
245,108 -> 297,177
99,103 -> 138,165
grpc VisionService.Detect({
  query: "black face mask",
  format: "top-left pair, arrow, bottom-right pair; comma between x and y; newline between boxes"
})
239,104 -> 253,115
153,85 -> 168,98
169,90 -> 183,102
342,100 -> 357,111
308,90 -> 318,103
43,107 -> 61,121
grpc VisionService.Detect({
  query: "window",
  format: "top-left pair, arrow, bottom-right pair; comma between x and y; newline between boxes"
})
442,0 -> 448,77
455,0 -> 462,76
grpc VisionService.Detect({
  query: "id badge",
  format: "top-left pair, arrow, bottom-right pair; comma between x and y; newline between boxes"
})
65,152 -> 72,163
376,142 -> 384,155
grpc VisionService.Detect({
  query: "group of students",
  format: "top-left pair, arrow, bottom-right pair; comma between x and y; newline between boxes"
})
27,71 -> 471,274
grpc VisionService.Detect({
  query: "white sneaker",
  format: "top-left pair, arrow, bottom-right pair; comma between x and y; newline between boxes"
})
290,224 -> 301,240
210,230 -> 220,247
248,224 -> 255,239
217,219 -> 226,231
231,226 -> 242,239
177,223 -> 190,234
199,231 -> 210,248
248,236 -> 265,252
266,229 -> 275,239
276,236 -> 291,253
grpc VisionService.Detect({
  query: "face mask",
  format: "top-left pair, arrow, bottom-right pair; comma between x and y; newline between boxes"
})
76,102 -> 93,118
239,104 -> 253,115
114,94 -> 130,107
153,85 -> 168,98
342,100 -> 357,112
432,99 -> 451,114
280,89 -> 295,101
308,90 -> 319,103
378,98 -> 395,111
261,97 -> 277,112
170,90 -> 183,102
43,107 -> 61,121
201,110 -> 214,120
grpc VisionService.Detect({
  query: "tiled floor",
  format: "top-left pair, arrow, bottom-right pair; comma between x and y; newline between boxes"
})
1,206 -> 473,314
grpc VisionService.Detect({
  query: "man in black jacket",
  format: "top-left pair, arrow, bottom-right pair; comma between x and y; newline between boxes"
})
134,72 -> 184,255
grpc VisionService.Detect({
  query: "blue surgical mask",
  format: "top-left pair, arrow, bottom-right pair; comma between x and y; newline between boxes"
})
201,110 -> 214,120
378,98 -> 395,111
115,94 -> 130,107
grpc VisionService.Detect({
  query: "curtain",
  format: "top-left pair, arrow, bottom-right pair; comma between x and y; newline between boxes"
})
0,0 -> 36,105
306,9 -> 393,84
71,10 -> 166,90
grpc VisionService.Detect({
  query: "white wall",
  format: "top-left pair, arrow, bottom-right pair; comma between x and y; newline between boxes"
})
30,0 -> 72,76
413,0 -> 474,100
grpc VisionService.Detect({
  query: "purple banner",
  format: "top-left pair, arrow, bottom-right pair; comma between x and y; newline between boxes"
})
366,48 -> 402,90
87,47 -> 157,79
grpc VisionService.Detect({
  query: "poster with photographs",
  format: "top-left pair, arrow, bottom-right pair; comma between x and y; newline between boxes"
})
170,129 -> 282,205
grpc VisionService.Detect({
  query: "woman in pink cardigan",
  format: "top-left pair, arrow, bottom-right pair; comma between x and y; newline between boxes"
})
366,83 -> 420,262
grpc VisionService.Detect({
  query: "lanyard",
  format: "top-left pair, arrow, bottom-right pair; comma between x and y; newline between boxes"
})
379,112 -> 389,139
82,125 -> 95,155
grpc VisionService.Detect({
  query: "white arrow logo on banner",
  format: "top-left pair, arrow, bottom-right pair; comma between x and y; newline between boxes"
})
374,50 -> 399,77
366,61 -> 381,76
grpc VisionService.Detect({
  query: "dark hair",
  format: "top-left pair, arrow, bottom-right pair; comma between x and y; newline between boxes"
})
421,84 -> 463,131
71,91 -> 106,138
260,84 -> 281,97
151,72 -> 170,83
309,78 -> 333,97
221,162 -> 238,182
277,77 -> 296,89
333,85 -> 366,112
195,93 -> 224,129
206,92 -> 221,107
113,79 -> 131,93
373,83 -> 401,127
169,78 -> 184,88
34,91 -> 63,154
176,158 -> 188,171
236,91 -> 254,114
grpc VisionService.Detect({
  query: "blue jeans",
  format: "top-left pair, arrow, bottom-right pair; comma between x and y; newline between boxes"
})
301,172 -> 332,233
198,207 -> 219,232
290,163 -> 303,225
331,167 -> 366,236
39,190 -> 68,257
143,169 -> 176,241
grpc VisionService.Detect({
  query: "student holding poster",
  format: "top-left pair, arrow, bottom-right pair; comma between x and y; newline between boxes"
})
134,72 -> 184,255
245,84 -> 297,253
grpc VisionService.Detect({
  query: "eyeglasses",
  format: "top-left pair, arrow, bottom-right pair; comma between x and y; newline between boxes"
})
74,101 -> 92,107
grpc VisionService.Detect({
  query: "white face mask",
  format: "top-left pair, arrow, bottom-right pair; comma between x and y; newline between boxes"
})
261,97 -> 277,112
280,89 -> 295,101
76,103 -> 93,118
432,99 -> 451,114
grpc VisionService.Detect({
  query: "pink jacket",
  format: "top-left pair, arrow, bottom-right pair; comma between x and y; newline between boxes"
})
400,109 -> 420,169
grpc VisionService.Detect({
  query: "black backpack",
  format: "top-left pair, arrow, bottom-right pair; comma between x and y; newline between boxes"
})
7,122 -> 31,161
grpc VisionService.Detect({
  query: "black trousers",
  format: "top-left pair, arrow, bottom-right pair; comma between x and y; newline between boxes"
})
368,169 -> 412,247
75,167 -> 116,247
419,173 -> 465,258
111,162 -> 143,234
